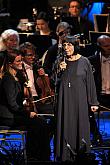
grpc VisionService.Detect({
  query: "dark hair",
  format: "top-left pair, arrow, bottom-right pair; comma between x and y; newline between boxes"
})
19,42 -> 37,57
7,49 -> 22,63
36,11 -> 49,23
69,0 -> 82,8
64,35 -> 80,54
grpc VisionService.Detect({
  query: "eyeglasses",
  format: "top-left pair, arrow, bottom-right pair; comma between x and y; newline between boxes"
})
26,53 -> 35,57
58,29 -> 70,36
70,5 -> 80,9
26,53 -> 33,56
15,59 -> 22,62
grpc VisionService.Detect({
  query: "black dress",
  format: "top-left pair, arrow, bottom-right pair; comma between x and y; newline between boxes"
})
56,56 -> 99,161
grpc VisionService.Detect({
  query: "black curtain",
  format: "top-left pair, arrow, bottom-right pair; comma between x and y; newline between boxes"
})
8,0 -> 50,28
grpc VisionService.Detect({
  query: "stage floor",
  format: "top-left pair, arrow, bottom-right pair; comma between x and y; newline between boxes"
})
0,112 -> 110,164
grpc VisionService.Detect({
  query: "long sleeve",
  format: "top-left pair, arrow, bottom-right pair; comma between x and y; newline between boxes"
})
86,59 -> 99,106
1,73 -> 30,116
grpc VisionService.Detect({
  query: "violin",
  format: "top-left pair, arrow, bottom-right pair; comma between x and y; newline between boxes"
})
22,63 -> 37,112
36,68 -> 54,104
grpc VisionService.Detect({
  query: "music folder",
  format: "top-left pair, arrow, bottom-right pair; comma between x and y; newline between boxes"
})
27,34 -> 53,59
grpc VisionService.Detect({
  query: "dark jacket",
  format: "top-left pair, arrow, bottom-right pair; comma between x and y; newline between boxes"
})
62,16 -> 94,40
0,71 -> 30,119
88,53 -> 102,97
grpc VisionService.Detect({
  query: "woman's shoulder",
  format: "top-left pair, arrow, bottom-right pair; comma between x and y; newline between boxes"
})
80,56 -> 92,66
81,55 -> 90,62
2,72 -> 14,82
78,55 -> 87,62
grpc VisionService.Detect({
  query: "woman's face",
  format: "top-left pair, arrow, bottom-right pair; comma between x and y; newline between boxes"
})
36,19 -> 49,31
4,34 -> 19,50
63,42 -> 74,56
12,55 -> 22,70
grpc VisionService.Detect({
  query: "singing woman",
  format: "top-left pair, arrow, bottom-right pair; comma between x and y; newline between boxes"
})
56,36 -> 99,161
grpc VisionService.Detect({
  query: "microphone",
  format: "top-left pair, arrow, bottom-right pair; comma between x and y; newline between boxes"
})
57,39 -> 63,57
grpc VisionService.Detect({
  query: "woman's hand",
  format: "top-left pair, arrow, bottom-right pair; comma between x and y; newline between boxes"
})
30,112 -> 38,118
91,106 -> 99,112
24,80 -> 32,88
59,61 -> 67,70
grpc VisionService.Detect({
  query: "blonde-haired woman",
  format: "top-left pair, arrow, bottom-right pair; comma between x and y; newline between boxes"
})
0,29 -> 20,78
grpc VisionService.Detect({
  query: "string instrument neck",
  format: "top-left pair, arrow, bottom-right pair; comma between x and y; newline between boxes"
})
37,73 -> 54,103
22,64 -> 37,112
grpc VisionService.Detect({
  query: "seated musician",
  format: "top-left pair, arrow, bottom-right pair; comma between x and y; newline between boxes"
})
0,48 -> 50,161
35,11 -> 57,40
19,42 -> 41,101
0,29 -> 20,73
28,11 -> 57,59
89,35 -> 110,109
20,42 -> 55,141
19,41 -> 54,112
88,35 -> 110,145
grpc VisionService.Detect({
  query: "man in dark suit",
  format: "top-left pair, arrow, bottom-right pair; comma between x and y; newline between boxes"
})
88,35 -> 110,145
89,35 -> 110,108
62,0 -> 94,40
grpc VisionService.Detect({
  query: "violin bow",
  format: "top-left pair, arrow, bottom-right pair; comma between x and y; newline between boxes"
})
99,105 -> 110,111
33,95 -> 55,103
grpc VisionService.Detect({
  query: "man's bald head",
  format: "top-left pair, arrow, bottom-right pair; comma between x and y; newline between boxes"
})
97,35 -> 110,57
97,35 -> 110,46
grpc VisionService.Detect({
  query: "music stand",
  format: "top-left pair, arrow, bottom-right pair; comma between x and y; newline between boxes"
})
93,14 -> 109,32
27,34 -> 53,59
89,31 -> 110,43
19,33 -> 30,44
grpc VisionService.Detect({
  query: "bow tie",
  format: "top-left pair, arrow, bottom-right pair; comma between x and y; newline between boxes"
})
24,65 -> 33,70
102,56 -> 110,63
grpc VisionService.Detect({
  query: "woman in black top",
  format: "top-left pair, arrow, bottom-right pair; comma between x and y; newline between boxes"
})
0,49 -> 50,161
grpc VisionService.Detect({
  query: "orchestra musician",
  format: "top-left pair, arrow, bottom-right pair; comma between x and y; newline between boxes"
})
43,21 -> 71,78
88,35 -> 110,145
0,29 -> 20,99
0,29 -> 20,71
19,42 -> 40,102
61,0 -> 94,40
35,11 -> 57,40
19,41 -> 54,106
20,41 -> 55,135
0,48 -> 50,161
89,35 -> 110,110
27,11 -> 57,59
